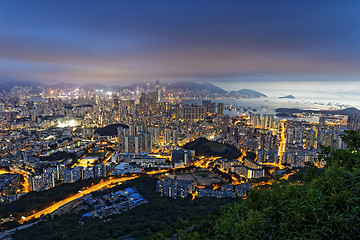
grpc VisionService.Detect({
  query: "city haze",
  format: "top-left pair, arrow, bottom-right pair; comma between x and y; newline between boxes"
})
1,1 -> 360,90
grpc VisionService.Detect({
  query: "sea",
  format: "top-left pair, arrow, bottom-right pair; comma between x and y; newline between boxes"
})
181,93 -> 360,122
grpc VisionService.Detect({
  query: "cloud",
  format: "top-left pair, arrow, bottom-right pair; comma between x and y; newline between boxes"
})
0,1 -> 360,84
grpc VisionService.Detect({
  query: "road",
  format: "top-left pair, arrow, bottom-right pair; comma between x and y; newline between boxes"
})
0,222 -> 37,240
19,176 -> 137,224
145,169 -> 169,175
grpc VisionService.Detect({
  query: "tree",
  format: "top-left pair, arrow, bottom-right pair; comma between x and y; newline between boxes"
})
320,130 -> 360,170
171,130 -> 360,240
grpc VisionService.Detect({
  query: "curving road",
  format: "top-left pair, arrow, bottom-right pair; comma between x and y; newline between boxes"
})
19,176 -> 137,224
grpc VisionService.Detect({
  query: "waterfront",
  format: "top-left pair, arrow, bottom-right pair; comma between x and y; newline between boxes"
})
182,94 -> 359,122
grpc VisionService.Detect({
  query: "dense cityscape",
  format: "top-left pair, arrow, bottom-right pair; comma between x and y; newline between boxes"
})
1,1 -> 360,239
0,80 -> 359,238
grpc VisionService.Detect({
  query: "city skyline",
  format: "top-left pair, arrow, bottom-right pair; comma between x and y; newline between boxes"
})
1,1 -> 360,93
1,2 -> 360,238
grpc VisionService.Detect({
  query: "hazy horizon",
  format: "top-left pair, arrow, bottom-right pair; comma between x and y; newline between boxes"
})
1,1 -> 360,92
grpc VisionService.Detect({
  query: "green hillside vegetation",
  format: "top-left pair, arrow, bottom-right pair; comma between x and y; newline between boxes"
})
0,177 -> 104,219
12,176 -> 235,240
183,137 -> 242,159
40,151 -> 76,162
158,130 -> 360,239
232,89 -> 267,98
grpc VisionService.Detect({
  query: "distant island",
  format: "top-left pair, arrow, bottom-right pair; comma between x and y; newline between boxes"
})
275,107 -> 360,117
279,95 -> 295,99
228,89 -> 267,99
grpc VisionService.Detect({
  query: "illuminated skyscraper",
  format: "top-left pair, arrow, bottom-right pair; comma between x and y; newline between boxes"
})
156,80 -> 160,101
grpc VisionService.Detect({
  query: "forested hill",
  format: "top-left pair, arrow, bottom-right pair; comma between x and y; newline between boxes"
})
183,137 -> 242,159
94,123 -> 129,136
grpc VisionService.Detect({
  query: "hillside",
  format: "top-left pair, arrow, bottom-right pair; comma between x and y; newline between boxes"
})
229,89 -> 267,98
94,123 -> 129,136
48,82 -> 79,90
183,137 -> 242,159
166,82 -> 227,94
0,81 -> 44,93
12,176 -> 235,240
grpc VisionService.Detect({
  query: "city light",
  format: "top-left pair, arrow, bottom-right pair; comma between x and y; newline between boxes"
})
57,119 -> 79,128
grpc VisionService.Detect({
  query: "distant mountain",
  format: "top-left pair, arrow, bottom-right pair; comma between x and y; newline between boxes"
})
166,82 -> 227,94
114,81 -> 228,94
116,82 -> 148,91
183,137 -> 242,159
229,89 -> 267,98
0,81 -> 44,92
338,107 -> 360,116
81,83 -> 109,91
0,80 -> 267,99
48,82 -> 79,90
279,95 -> 295,99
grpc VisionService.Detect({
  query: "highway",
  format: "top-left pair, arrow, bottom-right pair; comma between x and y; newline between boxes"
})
19,176 -> 137,223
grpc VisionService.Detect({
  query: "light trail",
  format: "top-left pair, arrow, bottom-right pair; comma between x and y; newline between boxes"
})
19,176 -> 137,223
281,170 -> 298,180
146,169 -> 168,175
239,149 -> 246,161
252,170 -> 297,187
260,162 -> 285,170
0,169 -> 12,174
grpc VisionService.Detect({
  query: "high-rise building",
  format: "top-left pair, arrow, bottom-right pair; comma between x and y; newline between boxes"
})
202,100 -> 216,114
42,171 -> 55,189
156,80 -> 160,101
217,103 -> 224,115
165,129 -> 171,145
144,132 -> 152,153
44,167 -> 58,179
184,150 -> 193,167
29,175 -> 43,191
57,163 -> 66,180
138,131 -> 153,153
154,127 -> 160,143
123,135 -> 139,153
347,115 -> 360,130
176,105 -> 205,120
94,163 -> 106,178
171,149 -> 193,168
82,167 -> 94,180
173,129 -> 178,147
64,167 -> 81,183
319,116 -> 326,130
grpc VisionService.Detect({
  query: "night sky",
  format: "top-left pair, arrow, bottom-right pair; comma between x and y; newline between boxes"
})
1,1 -> 360,92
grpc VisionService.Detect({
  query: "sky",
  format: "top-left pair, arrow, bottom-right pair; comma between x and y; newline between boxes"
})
1,0 -> 360,93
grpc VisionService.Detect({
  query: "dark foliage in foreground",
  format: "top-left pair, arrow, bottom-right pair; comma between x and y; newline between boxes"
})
156,130 -> 360,239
